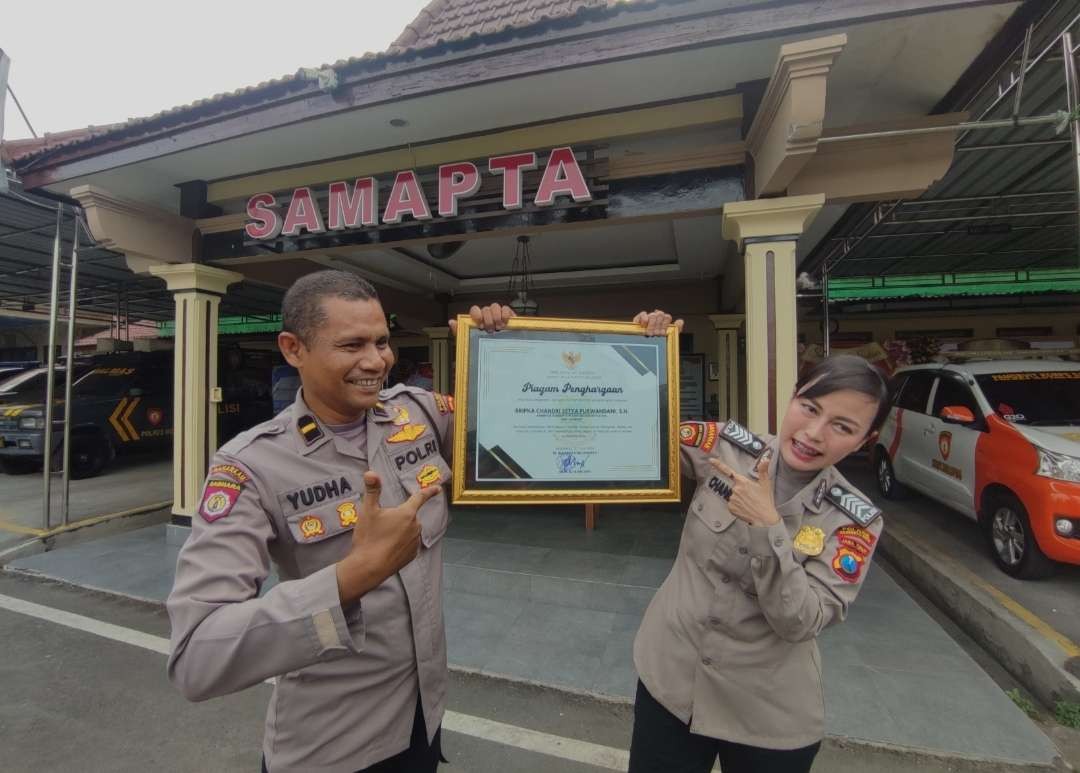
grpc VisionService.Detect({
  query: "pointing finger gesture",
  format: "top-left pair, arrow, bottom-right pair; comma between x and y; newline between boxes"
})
707,453 -> 781,528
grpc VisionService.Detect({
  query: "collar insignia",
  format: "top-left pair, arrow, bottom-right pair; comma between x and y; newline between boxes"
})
297,415 -> 324,445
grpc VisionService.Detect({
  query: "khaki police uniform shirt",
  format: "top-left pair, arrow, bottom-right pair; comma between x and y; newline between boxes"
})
166,385 -> 455,773
633,420 -> 884,750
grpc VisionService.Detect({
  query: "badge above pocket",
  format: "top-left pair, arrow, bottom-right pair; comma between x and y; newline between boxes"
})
285,503 -> 355,545
398,457 -> 451,547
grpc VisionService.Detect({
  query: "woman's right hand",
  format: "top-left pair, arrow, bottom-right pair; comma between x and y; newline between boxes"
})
633,309 -> 684,336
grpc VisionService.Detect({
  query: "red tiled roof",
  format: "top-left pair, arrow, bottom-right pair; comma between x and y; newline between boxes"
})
390,0 -> 631,52
1,125 -> 122,163
10,0 -> 650,170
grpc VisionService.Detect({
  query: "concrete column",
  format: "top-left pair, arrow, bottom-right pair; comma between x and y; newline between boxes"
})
722,195 -> 824,435
149,263 -> 243,524
423,326 -> 451,394
709,314 -> 744,425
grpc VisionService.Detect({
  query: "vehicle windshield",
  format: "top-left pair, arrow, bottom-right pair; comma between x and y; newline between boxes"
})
975,370 -> 1080,426
73,366 -> 137,398
0,368 -> 66,395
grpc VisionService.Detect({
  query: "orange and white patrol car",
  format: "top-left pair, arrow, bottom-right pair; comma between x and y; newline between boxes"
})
874,360 -> 1080,579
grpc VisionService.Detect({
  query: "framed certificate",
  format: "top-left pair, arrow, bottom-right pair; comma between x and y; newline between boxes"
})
451,316 -> 681,504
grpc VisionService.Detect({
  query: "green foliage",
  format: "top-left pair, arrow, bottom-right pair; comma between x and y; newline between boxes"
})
1007,688 -> 1039,719
1055,700 -> 1080,729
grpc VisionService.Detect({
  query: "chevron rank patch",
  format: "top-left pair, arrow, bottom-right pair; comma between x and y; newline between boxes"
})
297,415 -> 324,445
679,421 -> 718,451
720,420 -> 767,457
826,484 -> 882,527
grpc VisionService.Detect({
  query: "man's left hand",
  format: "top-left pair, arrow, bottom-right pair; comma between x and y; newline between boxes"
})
449,303 -> 516,335
633,309 -> 684,337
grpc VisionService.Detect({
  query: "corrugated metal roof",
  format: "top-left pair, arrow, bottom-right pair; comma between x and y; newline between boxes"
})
0,184 -> 283,322
805,0 -> 1080,286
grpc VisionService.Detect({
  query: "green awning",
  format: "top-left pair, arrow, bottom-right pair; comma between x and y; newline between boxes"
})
157,314 -> 282,337
827,268 -> 1080,302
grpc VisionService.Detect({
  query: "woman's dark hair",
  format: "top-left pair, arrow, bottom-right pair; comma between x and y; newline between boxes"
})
794,355 -> 891,435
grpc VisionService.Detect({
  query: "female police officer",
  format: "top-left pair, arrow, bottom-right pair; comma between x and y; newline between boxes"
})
628,345 -> 890,773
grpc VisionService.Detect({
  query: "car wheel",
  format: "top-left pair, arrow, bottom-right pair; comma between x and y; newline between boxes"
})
875,449 -> 905,500
0,457 -> 39,475
985,493 -> 1056,580
53,436 -> 111,479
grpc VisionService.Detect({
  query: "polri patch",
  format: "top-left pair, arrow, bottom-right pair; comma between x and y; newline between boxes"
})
720,420 -> 766,457
826,484 -> 882,527
199,479 -> 242,523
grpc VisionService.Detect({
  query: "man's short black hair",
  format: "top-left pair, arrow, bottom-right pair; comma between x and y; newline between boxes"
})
281,270 -> 379,345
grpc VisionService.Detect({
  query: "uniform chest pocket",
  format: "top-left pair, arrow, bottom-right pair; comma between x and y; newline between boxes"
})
397,456 -> 452,548
684,487 -> 739,572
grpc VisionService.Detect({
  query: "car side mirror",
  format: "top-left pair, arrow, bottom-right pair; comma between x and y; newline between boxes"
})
940,405 -> 975,425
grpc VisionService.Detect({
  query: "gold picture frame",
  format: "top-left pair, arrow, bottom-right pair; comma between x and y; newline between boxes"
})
451,315 -> 681,504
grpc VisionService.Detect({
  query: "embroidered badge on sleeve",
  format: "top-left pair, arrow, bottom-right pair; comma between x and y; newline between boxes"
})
199,479 -> 242,523
679,421 -> 719,451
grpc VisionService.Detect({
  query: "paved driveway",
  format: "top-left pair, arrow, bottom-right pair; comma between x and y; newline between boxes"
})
0,454 -> 172,547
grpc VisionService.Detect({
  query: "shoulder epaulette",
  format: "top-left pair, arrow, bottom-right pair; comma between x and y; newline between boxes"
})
219,417 -> 286,455
719,420 -> 767,457
825,483 -> 882,527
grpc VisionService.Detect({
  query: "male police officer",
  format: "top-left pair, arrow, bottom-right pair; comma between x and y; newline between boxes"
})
166,270 -> 513,772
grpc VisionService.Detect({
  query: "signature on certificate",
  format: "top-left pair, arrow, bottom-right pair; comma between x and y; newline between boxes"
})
558,453 -> 588,473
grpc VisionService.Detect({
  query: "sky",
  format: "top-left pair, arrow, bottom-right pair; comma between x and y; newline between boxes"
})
1,0 -> 430,141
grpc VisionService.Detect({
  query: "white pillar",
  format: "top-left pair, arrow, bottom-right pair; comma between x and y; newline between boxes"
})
149,263 -> 242,523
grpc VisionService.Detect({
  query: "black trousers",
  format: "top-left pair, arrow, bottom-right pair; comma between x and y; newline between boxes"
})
261,695 -> 443,773
629,681 -> 820,773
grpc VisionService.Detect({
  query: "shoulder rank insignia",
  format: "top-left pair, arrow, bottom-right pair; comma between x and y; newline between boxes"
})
372,402 -> 390,419
679,421 -> 718,452
433,392 -> 454,414
825,483 -> 882,527
720,420 -> 766,457
297,415 -> 324,445
388,423 -> 427,443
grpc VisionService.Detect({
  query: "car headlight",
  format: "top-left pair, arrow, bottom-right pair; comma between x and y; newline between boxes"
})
17,416 -> 45,430
1036,446 -> 1080,483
